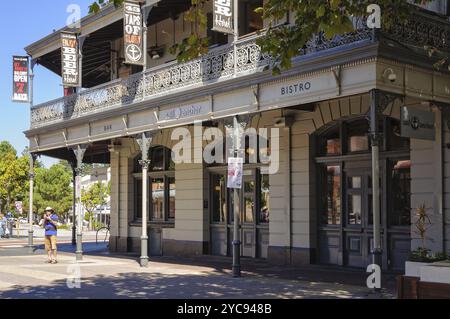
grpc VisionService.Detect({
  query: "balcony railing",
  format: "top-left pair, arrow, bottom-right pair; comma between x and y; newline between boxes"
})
30,11 -> 449,129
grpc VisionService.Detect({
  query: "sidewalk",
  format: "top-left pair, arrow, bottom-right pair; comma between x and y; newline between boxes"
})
0,244 -> 396,299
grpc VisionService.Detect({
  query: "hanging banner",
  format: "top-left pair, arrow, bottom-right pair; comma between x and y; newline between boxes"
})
227,157 -> 244,189
12,56 -> 29,103
61,32 -> 80,87
212,0 -> 234,35
124,1 -> 144,65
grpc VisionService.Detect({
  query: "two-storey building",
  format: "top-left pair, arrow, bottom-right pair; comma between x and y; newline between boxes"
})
24,0 -> 450,271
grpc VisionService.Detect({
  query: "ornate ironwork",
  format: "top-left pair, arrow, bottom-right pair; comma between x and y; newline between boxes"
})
30,12 -> 449,130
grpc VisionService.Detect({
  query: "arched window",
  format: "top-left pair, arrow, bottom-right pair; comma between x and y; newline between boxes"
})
134,146 -> 175,222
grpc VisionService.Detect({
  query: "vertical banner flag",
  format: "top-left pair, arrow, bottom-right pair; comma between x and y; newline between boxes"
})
227,157 -> 244,189
61,32 -> 80,87
124,1 -> 144,65
12,56 -> 29,103
213,0 -> 234,35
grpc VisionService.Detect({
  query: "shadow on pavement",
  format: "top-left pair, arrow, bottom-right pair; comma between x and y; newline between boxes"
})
0,270 -> 378,299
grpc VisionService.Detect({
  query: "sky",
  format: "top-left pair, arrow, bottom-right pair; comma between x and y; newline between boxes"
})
0,0 -> 93,167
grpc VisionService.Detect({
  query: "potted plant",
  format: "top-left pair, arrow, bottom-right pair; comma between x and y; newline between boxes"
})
405,204 -> 448,277
405,204 -> 433,277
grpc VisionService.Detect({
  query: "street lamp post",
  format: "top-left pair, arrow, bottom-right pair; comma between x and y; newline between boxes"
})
231,116 -> 244,278
136,132 -> 153,267
72,145 -> 87,261
72,167 -> 76,246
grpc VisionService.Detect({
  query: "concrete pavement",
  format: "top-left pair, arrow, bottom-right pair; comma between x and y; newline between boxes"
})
0,241 -> 396,299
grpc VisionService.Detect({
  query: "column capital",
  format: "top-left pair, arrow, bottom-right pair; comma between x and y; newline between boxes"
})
74,167 -> 83,176
139,159 -> 151,170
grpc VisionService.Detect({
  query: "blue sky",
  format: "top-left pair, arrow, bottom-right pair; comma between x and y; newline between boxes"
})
0,0 -> 93,167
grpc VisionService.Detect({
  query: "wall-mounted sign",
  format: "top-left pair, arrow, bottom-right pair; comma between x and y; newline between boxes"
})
212,0 -> 234,35
227,157 -> 243,189
61,32 -> 80,87
401,106 -> 435,141
12,56 -> 29,103
124,1 -> 144,65
159,100 -> 212,123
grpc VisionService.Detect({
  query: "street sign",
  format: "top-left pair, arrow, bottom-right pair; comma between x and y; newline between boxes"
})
14,201 -> 23,215
124,1 -> 144,66
61,32 -> 80,87
227,157 -> 243,189
401,106 -> 435,141
12,56 -> 29,103
212,0 -> 235,35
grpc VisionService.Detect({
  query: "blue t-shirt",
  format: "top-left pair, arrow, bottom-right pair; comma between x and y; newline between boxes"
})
44,214 -> 58,236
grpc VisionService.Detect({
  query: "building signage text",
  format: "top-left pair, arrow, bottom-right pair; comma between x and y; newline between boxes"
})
159,101 -> 211,122
401,106 -> 435,141
61,32 -> 80,87
124,1 -> 144,66
12,56 -> 29,103
280,81 -> 312,96
212,0 -> 234,35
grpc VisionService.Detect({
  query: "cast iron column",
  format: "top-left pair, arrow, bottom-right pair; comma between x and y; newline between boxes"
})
27,153 -> 37,254
136,132 -> 153,267
369,90 -> 382,278
72,145 -> 87,261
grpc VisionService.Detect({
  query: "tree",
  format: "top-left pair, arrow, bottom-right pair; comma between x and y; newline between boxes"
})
33,164 -> 73,220
0,143 -> 29,215
88,1 -> 445,73
81,181 -> 111,229
256,0 -> 435,74
89,0 -> 124,14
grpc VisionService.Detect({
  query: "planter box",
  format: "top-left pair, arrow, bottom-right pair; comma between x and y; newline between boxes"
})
398,262 -> 450,299
405,261 -> 430,277
420,263 -> 450,284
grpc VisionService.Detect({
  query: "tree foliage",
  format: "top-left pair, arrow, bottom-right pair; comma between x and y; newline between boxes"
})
256,0 -> 433,74
33,164 -> 73,218
89,0 -> 124,14
0,142 -> 29,215
87,1 -> 445,72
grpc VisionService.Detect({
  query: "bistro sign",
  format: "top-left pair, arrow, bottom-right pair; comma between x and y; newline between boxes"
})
124,1 -> 144,65
212,0 -> 234,35
401,106 -> 435,141
61,32 -> 80,87
12,56 -> 29,103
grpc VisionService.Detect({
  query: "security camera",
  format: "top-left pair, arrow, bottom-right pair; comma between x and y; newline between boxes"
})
388,73 -> 397,82
383,68 -> 397,83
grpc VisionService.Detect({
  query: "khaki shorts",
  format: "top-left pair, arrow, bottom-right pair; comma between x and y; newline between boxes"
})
45,235 -> 57,252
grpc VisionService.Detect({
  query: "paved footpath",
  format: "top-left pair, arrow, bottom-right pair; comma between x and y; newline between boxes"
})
0,242 -> 396,299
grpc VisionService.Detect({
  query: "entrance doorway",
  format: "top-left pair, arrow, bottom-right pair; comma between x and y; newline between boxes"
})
209,168 -> 270,259
316,117 -> 411,270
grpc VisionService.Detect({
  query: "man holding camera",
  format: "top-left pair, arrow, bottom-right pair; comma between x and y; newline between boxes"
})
43,207 -> 59,264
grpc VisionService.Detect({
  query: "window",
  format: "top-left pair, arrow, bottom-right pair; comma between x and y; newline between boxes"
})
259,174 -> 270,224
134,146 -> 175,222
321,165 -> 341,225
211,169 -> 270,225
389,160 -> 411,226
239,0 -> 264,36
347,120 -> 369,153
207,12 -> 229,47
319,127 -> 341,156
212,174 -> 227,223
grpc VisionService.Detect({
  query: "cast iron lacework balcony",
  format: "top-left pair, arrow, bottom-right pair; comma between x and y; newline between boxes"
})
30,12 -> 450,129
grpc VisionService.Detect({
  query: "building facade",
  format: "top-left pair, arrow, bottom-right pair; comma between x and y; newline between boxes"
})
24,0 -> 450,271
